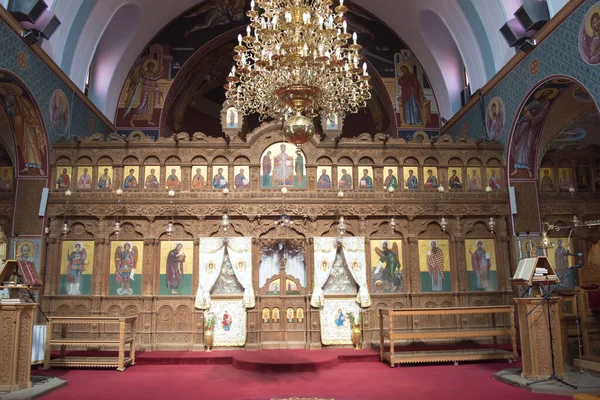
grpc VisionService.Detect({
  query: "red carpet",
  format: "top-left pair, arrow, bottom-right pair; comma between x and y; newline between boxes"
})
36,358 -> 564,400
233,350 -> 340,372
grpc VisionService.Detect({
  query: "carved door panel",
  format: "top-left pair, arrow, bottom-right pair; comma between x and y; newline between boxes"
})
257,240 -> 308,349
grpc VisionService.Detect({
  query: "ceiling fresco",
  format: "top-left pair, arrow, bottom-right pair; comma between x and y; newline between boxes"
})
113,0 -> 441,138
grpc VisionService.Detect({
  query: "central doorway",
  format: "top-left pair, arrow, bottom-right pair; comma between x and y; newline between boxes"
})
257,239 -> 309,349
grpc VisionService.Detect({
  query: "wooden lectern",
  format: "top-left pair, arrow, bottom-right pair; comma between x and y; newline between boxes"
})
511,257 -> 566,381
0,259 -> 42,392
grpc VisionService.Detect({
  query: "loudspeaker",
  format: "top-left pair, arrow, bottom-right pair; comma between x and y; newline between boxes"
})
21,10 -> 60,40
7,0 -> 47,23
500,18 -> 534,47
515,0 -> 549,31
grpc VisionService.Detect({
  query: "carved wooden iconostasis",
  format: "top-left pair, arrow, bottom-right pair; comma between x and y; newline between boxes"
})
42,125 -> 512,351
537,148 -> 600,361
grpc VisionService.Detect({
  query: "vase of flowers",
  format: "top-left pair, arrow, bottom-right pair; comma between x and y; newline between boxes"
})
204,312 -> 216,352
347,311 -> 362,350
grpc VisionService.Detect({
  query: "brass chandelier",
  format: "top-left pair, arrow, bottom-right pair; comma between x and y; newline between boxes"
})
225,0 -> 371,150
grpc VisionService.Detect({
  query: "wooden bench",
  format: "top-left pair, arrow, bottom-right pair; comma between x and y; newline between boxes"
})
44,316 -> 137,372
379,306 -> 518,367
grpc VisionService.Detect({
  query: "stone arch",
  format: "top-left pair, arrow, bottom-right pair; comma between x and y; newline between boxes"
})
0,69 -> 50,178
76,156 -> 93,165
97,156 -> 114,165
122,155 -> 140,165
144,155 -> 160,165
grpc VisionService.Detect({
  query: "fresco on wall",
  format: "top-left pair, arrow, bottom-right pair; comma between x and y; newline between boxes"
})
383,167 -> 399,191
485,97 -> 505,141
488,169 -> 501,190
109,241 -> 143,296
317,166 -> 332,189
423,167 -> 438,190
260,143 -> 306,189
509,80 -> 572,179
55,166 -> 71,190
358,167 -> 374,190
465,239 -> 497,291
160,241 -> 193,295
0,166 -> 13,191
539,168 -> 555,192
49,89 -> 69,136
418,239 -> 451,292
165,166 -> 182,189
337,166 -> 353,190
76,166 -> 92,190
547,237 -> 576,288
97,166 -> 113,190
403,167 -> 418,189
0,73 -> 47,177
467,167 -> 482,190
59,241 -> 94,295
576,166 -> 593,191
233,166 -> 250,189
370,240 -> 403,293
123,166 -> 140,190
144,166 -> 161,189
114,1 -> 439,136
212,165 -> 229,189
579,3 -> 600,65
558,168 -> 572,191
191,166 -> 207,189
448,168 -> 462,189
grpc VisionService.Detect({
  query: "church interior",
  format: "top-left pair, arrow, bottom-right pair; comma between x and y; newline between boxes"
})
0,0 -> 600,399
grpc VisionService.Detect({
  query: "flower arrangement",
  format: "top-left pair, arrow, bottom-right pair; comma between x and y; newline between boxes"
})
346,310 -> 362,325
204,312 -> 216,329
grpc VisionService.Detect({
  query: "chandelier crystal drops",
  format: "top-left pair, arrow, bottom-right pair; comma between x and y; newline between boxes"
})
226,0 -> 371,150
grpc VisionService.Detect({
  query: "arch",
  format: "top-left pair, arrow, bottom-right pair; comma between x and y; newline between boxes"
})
233,155 -> 251,164
418,9 -> 466,114
0,70 -> 50,177
485,157 -> 502,166
191,155 -> 208,164
144,155 -> 161,165
212,156 -> 229,165
97,156 -> 113,165
337,156 -> 353,165
122,155 -> 140,165
506,76 -> 595,179
87,4 -> 141,114
316,156 -> 333,165
55,156 -> 72,165
466,157 -> 482,166
357,157 -> 374,165
76,156 -> 93,165
448,157 -> 463,166
423,157 -> 439,166
383,157 -> 400,166
404,157 -> 419,165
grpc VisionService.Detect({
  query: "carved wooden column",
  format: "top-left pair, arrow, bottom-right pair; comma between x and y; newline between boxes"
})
43,236 -> 59,297
192,238 -> 200,295
181,165 -> 191,191
498,236 -> 512,291
373,166 -> 382,191
143,239 -> 157,296
114,166 -> 124,190
454,236 -> 467,294
250,166 -> 260,191
307,165 -> 317,191
407,235 -> 420,296
92,238 -> 107,297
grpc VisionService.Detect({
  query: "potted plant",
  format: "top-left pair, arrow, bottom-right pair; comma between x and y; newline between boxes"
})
204,312 -> 216,352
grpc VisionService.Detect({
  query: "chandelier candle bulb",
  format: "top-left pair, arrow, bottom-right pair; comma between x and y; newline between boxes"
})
342,20 -> 347,33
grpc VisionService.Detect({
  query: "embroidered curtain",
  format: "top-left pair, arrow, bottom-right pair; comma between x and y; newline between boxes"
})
227,237 -> 255,308
310,237 -> 338,307
311,236 -> 370,308
341,236 -> 371,307
194,237 -> 226,310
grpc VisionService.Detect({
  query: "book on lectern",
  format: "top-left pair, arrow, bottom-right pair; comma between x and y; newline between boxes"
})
510,256 -> 558,286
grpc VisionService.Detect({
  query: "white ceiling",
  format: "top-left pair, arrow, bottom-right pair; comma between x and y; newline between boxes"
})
37,0 -> 569,125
